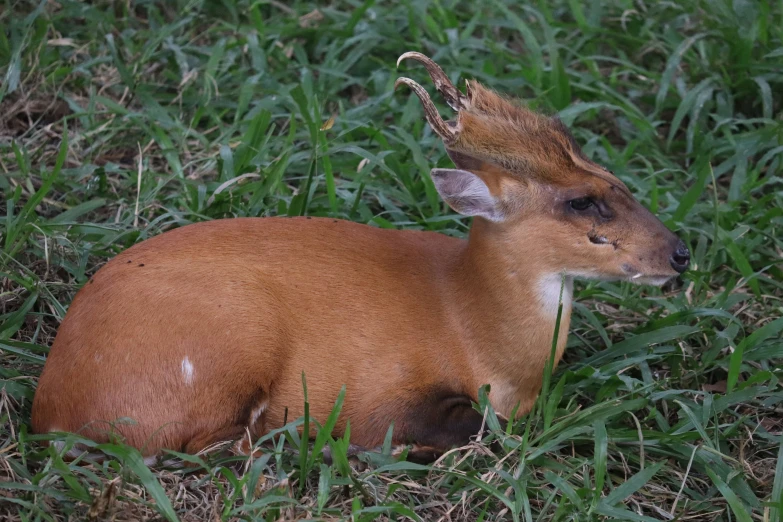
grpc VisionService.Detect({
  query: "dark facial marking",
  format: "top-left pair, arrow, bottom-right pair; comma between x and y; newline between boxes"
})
588,224 -> 620,249
595,199 -> 614,220
588,230 -> 609,245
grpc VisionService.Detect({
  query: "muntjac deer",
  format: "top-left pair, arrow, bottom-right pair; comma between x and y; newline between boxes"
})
32,52 -> 690,463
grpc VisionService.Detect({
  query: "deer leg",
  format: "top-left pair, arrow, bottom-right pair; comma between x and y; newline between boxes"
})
393,391 -> 498,463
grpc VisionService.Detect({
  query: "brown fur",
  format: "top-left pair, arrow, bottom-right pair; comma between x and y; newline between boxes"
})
32,54 -> 687,461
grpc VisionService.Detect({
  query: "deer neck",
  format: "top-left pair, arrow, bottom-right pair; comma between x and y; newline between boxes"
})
448,218 -> 574,416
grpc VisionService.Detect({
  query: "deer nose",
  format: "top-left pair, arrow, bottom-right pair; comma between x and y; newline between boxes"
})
669,241 -> 690,273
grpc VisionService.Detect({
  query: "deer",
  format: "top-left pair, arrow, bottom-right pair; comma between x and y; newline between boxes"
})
31,52 -> 690,464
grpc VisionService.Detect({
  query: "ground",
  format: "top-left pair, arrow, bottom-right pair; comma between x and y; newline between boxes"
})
1,0 -> 782,521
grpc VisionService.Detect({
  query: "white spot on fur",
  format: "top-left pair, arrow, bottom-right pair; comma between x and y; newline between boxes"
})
181,357 -> 194,385
50,433 -> 89,459
143,455 -> 158,466
537,274 -> 574,317
487,380 -> 520,419
249,400 -> 268,426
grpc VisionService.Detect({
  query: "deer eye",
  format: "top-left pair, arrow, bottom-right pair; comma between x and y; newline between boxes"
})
569,197 -> 594,211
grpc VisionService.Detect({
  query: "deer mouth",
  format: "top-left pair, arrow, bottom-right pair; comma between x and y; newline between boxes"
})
622,263 -> 677,286
627,273 -> 676,286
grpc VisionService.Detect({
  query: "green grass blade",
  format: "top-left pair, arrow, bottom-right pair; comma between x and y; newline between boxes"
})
727,317 -> 783,392
592,420 -> 607,503
97,444 -> 179,522
601,461 -> 665,507
770,436 -> 783,522
705,466 -> 754,522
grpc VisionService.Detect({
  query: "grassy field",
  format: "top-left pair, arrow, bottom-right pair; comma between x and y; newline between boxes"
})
1,0 -> 782,520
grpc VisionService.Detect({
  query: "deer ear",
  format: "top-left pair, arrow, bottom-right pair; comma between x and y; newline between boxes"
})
445,149 -> 484,171
430,168 -> 504,222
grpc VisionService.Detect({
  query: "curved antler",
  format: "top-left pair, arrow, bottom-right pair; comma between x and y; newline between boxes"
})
394,77 -> 458,145
397,52 -> 467,111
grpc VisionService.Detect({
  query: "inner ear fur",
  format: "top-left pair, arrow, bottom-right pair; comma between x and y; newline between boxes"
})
435,163 -> 530,223
430,168 -> 505,222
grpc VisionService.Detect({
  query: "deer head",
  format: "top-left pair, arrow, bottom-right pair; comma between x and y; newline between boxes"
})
396,52 -> 690,285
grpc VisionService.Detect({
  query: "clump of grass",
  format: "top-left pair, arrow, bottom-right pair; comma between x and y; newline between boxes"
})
1,0 -> 782,520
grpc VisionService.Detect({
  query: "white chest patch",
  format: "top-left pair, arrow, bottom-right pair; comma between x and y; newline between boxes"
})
181,356 -> 195,385
537,274 -> 574,318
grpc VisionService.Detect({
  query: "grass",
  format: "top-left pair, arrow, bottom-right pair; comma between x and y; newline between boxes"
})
1,0 -> 782,520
